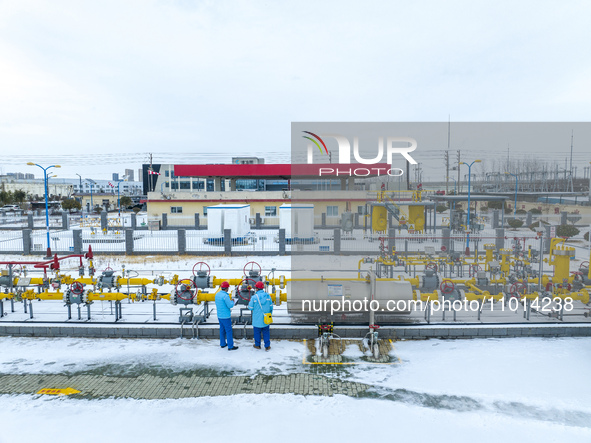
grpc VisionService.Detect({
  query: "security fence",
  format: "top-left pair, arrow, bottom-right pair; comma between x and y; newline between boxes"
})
0,226 -> 551,257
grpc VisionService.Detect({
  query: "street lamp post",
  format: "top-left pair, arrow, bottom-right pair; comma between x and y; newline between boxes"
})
27,162 -> 61,258
459,159 -> 481,255
505,172 -> 518,215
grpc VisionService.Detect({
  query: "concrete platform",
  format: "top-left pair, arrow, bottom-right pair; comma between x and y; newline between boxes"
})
0,322 -> 590,339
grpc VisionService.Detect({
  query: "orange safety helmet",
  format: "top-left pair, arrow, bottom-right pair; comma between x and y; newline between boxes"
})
255,281 -> 265,290
220,281 -> 230,289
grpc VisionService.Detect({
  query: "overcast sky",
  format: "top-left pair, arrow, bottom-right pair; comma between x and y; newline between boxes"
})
1,0 -> 590,180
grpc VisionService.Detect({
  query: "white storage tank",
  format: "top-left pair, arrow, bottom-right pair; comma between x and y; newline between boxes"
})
206,204 -> 251,239
280,204 -> 314,240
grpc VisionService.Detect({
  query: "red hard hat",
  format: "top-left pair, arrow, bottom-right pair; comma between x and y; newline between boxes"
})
255,281 -> 265,289
220,281 -> 230,289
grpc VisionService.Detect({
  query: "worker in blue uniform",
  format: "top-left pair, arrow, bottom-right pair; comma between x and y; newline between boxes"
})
248,281 -> 273,350
215,281 -> 238,351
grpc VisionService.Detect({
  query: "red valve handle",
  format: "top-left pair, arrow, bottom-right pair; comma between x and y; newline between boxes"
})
243,261 -> 262,276
440,280 -> 455,293
70,281 -> 84,295
175,279 -> 196,301
192,262 -> 211,276
237,278 -> 257,301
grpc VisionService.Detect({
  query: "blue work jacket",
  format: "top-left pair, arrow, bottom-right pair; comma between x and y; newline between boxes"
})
215,289 -> 234,320
248,289 -> 274,328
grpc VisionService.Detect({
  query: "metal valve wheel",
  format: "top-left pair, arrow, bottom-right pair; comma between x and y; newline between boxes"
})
440,279 -> 455,294
176,279 -> 196,302
243,261 -> 262,276
192,261 -> 211,276
426,262 -> 438,272
237,278 -> 257,301
70,281 -> 84,295
509,281 -> 527,298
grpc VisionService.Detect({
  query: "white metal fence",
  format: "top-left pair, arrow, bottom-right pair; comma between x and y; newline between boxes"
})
134,231 -> 178,252
81,230 -> 126,253
0,231 -> 23,252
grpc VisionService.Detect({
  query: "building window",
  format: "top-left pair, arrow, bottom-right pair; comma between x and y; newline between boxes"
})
327,206 -> 339,217
265,206 -> 277,217
165,171 -> 169,177
357,206 -> 365,214
203,207 -> 208,217
171,207 -> 183,214
180,181 -> 190,190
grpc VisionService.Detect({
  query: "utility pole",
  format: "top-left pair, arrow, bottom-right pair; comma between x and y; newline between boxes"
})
569,131 -> 574,192
406,160 -> 410,190
446,117 -> 450,194
444,151 -> 449,194
149,153 -> 153,193
456,150 -> 461,193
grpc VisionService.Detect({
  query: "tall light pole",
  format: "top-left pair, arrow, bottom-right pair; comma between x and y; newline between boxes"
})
459,159 -> 481,255
27,162 -> 61,258
505,172 -> 518,215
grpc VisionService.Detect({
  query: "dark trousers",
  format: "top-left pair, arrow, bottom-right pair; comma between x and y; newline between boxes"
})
219,318 -> 233,348
253,326 -> 270,348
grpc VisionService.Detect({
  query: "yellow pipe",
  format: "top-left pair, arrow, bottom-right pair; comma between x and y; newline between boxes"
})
357,258 -> 365,279
211,277 -> 284,286
465,282 -> 485,294
86,291 -> 129,301
552,289 -> 589,304
417,290 -> 439,302
463,291 -> 505,301
118,277 -> 158,286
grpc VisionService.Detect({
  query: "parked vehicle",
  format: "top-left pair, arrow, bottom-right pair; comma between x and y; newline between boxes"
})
0,205 -> 20,212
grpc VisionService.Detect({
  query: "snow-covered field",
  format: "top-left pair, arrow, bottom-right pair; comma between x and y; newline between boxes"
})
2,393 -> 590,443
0,336 -> 590,442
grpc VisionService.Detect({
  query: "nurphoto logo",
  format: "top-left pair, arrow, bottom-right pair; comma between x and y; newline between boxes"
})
302,130 -> 417,177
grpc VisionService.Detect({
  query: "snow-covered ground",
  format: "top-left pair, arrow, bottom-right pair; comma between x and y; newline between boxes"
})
2,393 -> 590,443
0,336 -> 590,442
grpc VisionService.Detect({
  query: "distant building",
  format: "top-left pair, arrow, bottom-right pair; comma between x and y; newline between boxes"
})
6,172 -> 35,180
231,157 -> 265,165
143,161 -> 383,222
0,176 -> 73,199
0,175 -> 143,207
112,173 -> 119,181
125,169 -> 134,182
